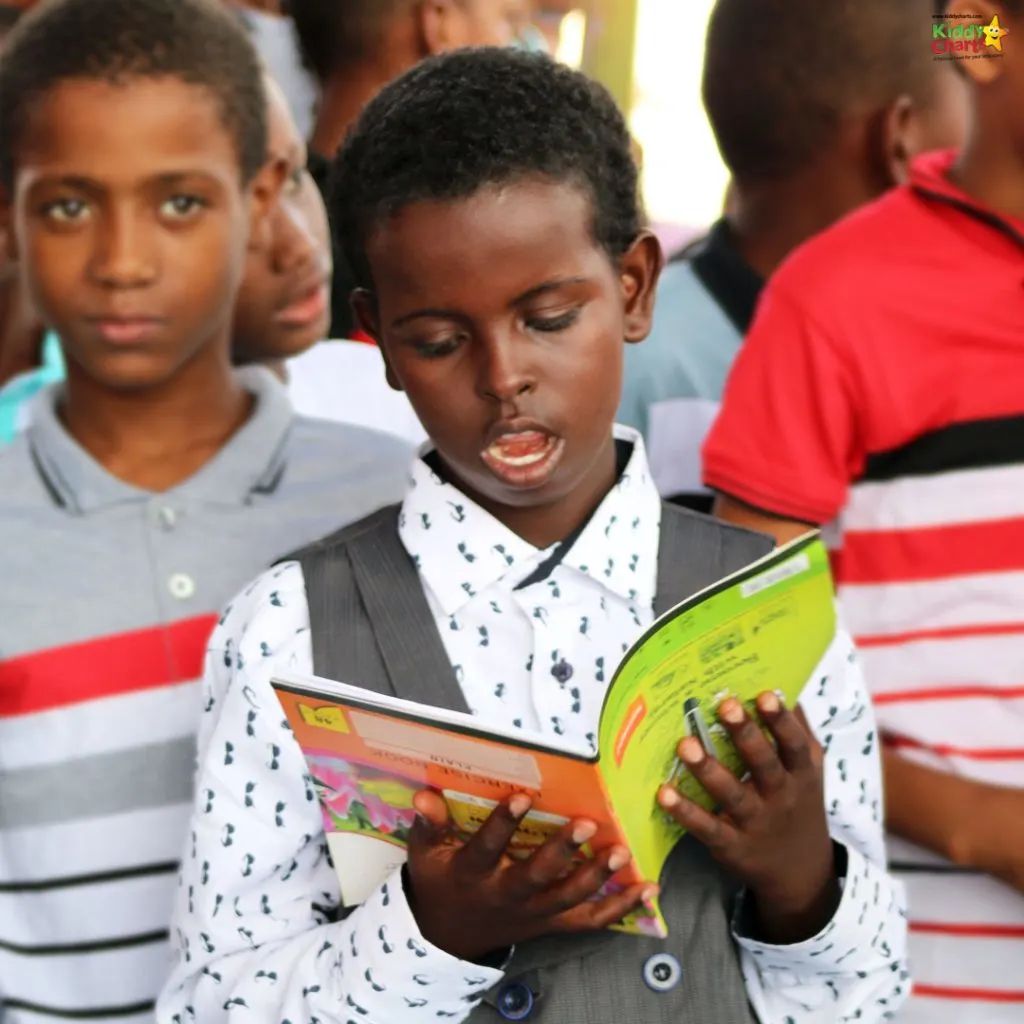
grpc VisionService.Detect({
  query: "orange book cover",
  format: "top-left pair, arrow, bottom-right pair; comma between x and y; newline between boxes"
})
272,683 -> 664,936
272,532 -> 838,940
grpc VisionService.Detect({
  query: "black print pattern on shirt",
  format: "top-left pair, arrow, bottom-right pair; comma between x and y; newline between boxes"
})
162,434 -> 907,1024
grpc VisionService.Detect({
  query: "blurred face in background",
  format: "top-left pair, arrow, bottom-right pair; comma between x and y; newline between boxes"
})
232,75 -> 332,365
444,0 -> 524,48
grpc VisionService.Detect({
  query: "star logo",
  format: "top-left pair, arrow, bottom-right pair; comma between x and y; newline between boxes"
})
982,14 -> 1009,51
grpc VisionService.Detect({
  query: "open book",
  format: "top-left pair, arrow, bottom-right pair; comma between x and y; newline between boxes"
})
272,532 -> 836,938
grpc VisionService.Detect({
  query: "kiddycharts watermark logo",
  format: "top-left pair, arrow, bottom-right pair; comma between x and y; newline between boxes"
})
932,13 -> 1009,59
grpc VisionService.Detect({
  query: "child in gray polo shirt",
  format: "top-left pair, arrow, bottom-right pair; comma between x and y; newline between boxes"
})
0,2 -> 410,1021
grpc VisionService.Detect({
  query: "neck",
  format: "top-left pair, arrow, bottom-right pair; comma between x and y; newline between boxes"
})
61,341 -> 253,492
310,64 -> 395,157
951,102 -> 1024,222
729,165 -> 877,279
0,278 -> 45,389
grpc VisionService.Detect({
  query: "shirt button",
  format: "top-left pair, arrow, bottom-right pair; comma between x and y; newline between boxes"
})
497,981 -> 534,1020
551,658 -> 574,683
168,573 -> 195,600
643,952 -> 682,993
158,506 -> 177,530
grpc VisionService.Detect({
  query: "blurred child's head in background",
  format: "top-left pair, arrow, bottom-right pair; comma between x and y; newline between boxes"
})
232,72 -> 331,367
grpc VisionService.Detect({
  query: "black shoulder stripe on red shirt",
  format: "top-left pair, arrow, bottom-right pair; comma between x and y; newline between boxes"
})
861,413 -> 1024,483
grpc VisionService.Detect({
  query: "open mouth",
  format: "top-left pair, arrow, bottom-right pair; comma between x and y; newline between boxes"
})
480,430 -> 566,487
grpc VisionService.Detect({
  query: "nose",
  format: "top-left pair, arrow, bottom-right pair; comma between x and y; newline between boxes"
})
88,206 -> 157,288
478,332 -> 535,405
270,198 -> 319,276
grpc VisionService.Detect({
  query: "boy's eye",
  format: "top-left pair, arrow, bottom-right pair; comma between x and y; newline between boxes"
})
414,336 -> 462,359
43,198 -> 90,224
284,168 -> 305,196
526,309 -> 580,333
160,194 -> 206,219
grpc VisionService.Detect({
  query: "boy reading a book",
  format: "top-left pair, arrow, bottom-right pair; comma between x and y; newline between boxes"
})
0,1 -> 409,1019
162,49 -> 908,1024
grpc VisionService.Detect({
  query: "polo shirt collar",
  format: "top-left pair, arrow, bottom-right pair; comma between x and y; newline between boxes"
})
27,365 -> 293,514
679,218 -> 765,335
910,148 -> 1024,247
398,425 -> 662,618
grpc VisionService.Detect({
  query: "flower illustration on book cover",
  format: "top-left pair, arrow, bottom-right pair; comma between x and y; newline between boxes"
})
308,754 -> 418,847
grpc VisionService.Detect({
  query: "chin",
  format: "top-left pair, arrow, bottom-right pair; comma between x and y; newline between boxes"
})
234,327 -> 324,366
72,351 -> 190,393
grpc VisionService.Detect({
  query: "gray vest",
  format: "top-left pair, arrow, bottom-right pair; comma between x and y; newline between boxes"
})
291,503 -> 771,1023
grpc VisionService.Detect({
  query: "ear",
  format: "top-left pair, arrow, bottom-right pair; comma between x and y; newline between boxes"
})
619,231 -> 663,347
418,0 -> 468,55
878,94 -> 915,188
246,156 -> 287,252
353,287 -> 403,392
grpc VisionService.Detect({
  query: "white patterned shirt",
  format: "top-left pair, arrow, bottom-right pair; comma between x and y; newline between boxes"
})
159,428 -> 909,1024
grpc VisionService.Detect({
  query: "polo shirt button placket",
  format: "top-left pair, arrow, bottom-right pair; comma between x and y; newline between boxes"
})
168,573 -> 195,601
158,505 -> 177,531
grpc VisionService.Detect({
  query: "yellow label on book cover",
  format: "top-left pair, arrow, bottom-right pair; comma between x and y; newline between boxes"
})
299,704 -> 351,733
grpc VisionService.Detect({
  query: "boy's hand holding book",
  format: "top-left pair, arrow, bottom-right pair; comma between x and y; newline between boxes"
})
405,790 -> 658,962
658,692 -> 841,945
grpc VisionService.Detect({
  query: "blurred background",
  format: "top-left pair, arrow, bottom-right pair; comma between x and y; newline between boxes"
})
557,0 -> 728,242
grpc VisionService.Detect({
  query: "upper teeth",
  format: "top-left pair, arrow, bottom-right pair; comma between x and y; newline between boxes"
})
487,438 -> 552,466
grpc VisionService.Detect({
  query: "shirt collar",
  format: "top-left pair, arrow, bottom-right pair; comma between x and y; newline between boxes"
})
27,365 -> 294,514
398,425 -> 662,617
910,148 -> 1024,249
673,218 -> 764,336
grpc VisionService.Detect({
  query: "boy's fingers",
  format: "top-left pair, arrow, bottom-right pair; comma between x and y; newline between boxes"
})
408,791 -> 454,852
513,819 -> 599,894
658,784 -> 738,851
412,789 -> 450,829
455,794 -> 532,875
760,694 -> 816,773
670,737 -> 759,824
557,883 -> 655,933
719,699 -> 787,793
528,842 -> 630,914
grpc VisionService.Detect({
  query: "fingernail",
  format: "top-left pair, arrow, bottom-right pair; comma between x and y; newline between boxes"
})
720,700 -> 743,724
608,848 -> 631,872
760,691 -> 780,714
641,885 -> 659,905
572,821 -> 597,845
659,786 -> 680,808
508,794 -> 532,819
680,738 -> 704,764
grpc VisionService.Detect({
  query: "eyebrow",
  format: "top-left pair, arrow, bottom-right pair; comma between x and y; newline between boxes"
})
391,276 -> 590,328
34,170 -> 217,194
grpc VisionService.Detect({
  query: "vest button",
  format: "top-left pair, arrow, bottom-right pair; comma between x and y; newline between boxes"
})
643,952 -> 682,992
497,980 -> 534,1020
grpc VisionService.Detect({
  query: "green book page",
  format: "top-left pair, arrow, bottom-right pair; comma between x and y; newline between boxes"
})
596,535 -> 837,886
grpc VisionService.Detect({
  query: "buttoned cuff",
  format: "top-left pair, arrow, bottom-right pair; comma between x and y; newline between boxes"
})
338,866 -> 507,1021
731,842 -> 896,979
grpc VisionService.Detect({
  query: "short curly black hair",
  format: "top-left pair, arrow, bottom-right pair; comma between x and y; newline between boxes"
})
0,0 -> 267,191
331,47 -> 642,294
703,0 -> 935,183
